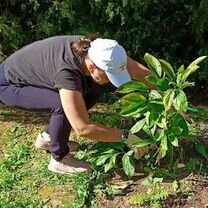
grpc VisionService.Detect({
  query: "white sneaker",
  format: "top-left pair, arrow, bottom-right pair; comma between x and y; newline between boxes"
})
34,132 -> 79,152
48,154 -> 91,174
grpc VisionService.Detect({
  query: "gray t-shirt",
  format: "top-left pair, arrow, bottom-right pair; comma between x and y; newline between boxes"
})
4,35 -> 89,93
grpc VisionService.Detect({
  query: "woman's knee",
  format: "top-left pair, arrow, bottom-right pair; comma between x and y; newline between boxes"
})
50,99 -> 64,114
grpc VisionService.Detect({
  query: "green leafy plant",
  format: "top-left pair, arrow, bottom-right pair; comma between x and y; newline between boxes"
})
129,177 -> 170,208
2,0 -> 208,84
129,177 -> 189,208
86,142 -> 135,178
118,53 -> 207,168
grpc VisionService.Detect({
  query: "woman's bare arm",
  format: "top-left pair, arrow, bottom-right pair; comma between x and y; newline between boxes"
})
127,56 -> 157,89
59,88 -> 122,142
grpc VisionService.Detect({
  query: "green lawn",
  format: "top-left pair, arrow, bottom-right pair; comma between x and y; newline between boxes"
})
0,98 -> 122,208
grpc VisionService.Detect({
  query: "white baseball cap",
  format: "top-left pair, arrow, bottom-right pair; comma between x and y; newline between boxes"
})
88,38 -> 131,87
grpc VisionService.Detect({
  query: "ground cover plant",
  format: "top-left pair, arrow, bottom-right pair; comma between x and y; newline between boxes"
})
0,54 -> 208,207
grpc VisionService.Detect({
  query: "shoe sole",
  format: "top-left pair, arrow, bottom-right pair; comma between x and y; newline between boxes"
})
48,165 -> 75,175
48,165 -> 91,175
34,143 -> 50,150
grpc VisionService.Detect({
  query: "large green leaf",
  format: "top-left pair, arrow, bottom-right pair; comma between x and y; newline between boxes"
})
159,59 -> 176,81
117,81 -> 149,94
149,90 -> 162,100
130,138 -> 152,147
148,111 -> 160,127
173,90 -> 188,112
154,130 -> 165,142
130,118 -> 146,134
178,65 -> 185,74
163,89 -> 175,111
96,154 -> 111,166
144,53 -> 162,77
121,103 -> 142,116
122,153 -> 135,178
143,124 -> 152,136
156,116 -> 167,129
145,111 -> 150,126
148,101 -> 164,113
169,126 -> 183,136
168,134 -> 179,147
180,81 -> 195,89
176,72 -> 183,84
121,92 -> 146,107
102,149 -> 116,154
181,65 -> 199,82
121,102 -> 147,117
133,108 -> 149,118
181,56 -> 207,82
157,79 -> 170,91
160,134 -> 168,158
187,56 -> 207,68
146,76 -> 158,85
150,125 -> 157,136
104,153 -> 118,173
174,113 -> 189,136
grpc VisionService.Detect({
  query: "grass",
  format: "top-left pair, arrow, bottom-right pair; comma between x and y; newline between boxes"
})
0,97 -> 122,208
0,97 -> 208,207
0,108 -> 78,207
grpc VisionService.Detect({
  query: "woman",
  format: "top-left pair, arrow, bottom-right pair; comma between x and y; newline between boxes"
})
0,35 -> 152,174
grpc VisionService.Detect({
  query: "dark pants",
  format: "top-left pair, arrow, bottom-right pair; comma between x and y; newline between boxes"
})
0,64 -> 114,160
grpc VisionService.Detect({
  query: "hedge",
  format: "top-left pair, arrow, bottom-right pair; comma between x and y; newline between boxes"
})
0,0 -> 207,83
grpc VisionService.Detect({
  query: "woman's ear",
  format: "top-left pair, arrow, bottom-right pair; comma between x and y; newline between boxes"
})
88,63 -> 96,74
84,56 -> 96,75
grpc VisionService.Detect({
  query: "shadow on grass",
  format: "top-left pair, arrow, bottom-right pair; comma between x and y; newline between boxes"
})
0,105 -> 49,125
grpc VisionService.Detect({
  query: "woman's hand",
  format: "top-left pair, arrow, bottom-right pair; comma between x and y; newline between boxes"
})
127,134 -> 149,160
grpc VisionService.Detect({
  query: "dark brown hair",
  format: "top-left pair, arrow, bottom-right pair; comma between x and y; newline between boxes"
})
71,34 -> 98,59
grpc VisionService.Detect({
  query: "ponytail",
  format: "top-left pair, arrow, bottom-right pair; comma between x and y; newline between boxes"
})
71,34 -> 98,59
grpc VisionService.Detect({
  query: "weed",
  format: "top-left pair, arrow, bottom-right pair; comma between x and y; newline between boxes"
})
129,177 -> 170,208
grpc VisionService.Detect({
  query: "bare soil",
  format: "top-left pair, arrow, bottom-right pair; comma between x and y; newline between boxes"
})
95,171 -> 208,208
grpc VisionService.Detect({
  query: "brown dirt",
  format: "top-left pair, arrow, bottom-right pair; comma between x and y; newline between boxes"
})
95,171 -> 208,208
95,109 -> 208,208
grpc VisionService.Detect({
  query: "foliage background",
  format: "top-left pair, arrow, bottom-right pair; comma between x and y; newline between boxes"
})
0,0 -> 208,83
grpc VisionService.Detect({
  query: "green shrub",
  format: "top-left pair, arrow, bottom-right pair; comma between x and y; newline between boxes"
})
1,0 -> 207,82
118,53 -> 207,168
